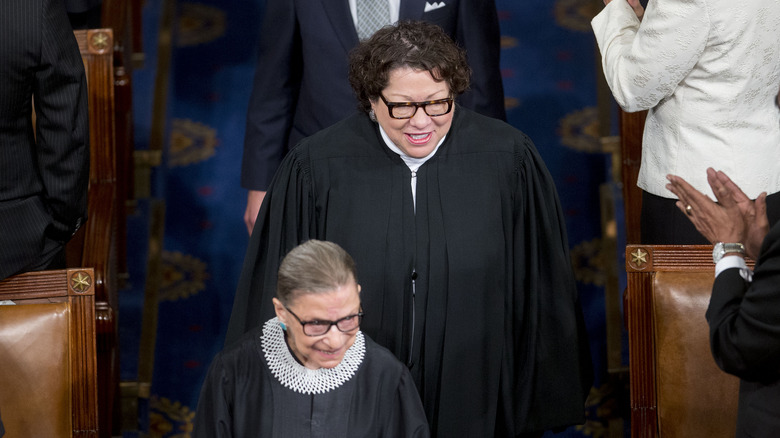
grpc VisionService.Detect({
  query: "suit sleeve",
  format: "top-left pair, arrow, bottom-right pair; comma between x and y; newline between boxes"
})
240,0 -> 302,191
706,228 -> 780,382
34,0 -> 89,241
454,0 -> 506,121
591,0 -> 708,112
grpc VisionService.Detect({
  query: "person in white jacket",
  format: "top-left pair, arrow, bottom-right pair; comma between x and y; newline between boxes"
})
592,0 -> 780,244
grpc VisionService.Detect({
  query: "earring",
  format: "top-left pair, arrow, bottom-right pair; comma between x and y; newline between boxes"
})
280,322 -> 287,331
369,109 -> 377,122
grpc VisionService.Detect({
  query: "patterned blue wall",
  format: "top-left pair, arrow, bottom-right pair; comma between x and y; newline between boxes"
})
121,0 -> 628,436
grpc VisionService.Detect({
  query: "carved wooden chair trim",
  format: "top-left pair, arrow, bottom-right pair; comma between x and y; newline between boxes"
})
70,29 -> 120,438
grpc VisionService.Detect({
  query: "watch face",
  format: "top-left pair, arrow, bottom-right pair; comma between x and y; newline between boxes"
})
713,242 -> 725,263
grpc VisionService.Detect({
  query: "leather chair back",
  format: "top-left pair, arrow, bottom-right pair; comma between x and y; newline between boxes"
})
626,245 -> 740,437
0,269 -> 98,437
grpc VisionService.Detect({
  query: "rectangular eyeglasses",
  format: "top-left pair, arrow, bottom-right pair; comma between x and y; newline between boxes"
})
379,94 -> 453,119
285,306 -> 364,336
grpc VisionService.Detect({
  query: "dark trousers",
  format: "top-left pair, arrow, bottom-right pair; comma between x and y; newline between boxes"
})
641,190 -> 780,245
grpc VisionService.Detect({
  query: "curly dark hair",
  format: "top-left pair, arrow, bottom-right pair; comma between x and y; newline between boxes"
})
348,20 -> 472,114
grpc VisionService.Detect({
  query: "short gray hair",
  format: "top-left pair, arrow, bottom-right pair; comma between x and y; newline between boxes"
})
276,240 -> 358,305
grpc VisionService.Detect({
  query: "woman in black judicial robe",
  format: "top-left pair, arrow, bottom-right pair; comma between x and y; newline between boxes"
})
194,240 -> 428,437
226,21 -> 593,437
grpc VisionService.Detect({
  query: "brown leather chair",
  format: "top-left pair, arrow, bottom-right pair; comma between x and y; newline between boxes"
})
0,268 -> 98,437
625,245 -> 741,437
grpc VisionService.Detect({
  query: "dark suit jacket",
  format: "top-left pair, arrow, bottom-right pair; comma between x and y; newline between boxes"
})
0,0 -> 89,281
241,0 -> 506,190
707,221 -> 780,437
64,0 -> 102,14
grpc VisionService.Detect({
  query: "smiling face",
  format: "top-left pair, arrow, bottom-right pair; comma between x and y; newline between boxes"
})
370,67 -> 454,158
273,282 -> 361,370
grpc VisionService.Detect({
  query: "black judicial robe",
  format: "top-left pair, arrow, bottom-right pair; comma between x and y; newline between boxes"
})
194,326 -> 429,437
227,107 -> 593,436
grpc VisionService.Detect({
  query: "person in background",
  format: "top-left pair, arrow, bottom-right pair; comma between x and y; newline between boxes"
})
227,21 -> 592,437
193,240 -> 429,437
241,0 -> 507,233
0,0 -> 90,281
592,0 -> 780,244
667,168 -> 780,438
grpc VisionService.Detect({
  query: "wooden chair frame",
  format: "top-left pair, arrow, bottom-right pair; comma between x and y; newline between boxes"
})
69,29 -> 120,438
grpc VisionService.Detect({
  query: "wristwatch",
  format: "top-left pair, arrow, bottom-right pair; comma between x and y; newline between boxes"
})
712,242 -> 745,263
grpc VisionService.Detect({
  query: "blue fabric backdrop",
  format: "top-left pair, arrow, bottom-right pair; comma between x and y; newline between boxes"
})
121,0 -> 629,436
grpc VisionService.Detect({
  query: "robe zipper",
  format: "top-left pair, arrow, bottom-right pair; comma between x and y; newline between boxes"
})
408,169 -> 418,368
407,269 -> 417,368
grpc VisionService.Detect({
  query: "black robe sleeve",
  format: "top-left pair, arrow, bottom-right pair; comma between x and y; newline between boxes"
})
390,369 -> 430,438
192,353 -> 235,438
226,147 -> 315,345
503,136 -> 593,432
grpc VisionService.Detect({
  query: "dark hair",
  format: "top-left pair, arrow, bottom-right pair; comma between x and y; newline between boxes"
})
348,20 -> 471,113
276,240 -> 358,305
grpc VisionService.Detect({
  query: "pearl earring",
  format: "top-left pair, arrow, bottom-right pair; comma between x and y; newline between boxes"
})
369,109 -> 377,122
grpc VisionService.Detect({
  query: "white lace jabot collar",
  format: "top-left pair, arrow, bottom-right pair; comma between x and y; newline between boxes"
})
261,317 -> 366,394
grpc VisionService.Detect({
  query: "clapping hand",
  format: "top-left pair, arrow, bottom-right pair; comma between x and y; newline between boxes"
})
603,0 -> 645,20
666,168 -> 769,259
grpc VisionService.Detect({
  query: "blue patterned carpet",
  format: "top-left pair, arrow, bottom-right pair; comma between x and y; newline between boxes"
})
121,0 -> 629,436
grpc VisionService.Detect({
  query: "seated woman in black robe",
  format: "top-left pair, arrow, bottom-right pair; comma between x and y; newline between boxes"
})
193,240 -> 429,437
226,21 -> 593,437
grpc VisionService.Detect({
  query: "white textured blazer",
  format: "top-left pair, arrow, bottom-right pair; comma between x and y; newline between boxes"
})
592,0 -> 780,199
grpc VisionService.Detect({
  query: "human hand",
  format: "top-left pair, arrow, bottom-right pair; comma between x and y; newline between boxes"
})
244,190 -> 266,235
627,0 -> 644,19
665,170 -> 745,245
603,0 -> 644,19
706,169 -> 769,259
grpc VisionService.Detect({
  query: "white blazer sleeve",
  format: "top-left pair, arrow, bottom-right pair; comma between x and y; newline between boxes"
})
591,0 -> 709,112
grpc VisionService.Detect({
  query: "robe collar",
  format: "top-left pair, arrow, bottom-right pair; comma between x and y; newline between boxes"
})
261,317 -> 366,394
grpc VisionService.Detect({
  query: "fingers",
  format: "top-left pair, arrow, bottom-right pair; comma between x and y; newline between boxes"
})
755,192 -> 768,218
717,170 -> 750,203
626,0 -> 645,19
666,174 -> 707,208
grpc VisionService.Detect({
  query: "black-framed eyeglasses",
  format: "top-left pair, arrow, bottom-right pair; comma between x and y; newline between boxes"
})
284,306 -> 364,336
379,94 -> 454,119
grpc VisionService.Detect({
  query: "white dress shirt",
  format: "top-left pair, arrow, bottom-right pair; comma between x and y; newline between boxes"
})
715,254 -> 752,281
378,123 -> 446,211
592,0 -> 780,199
